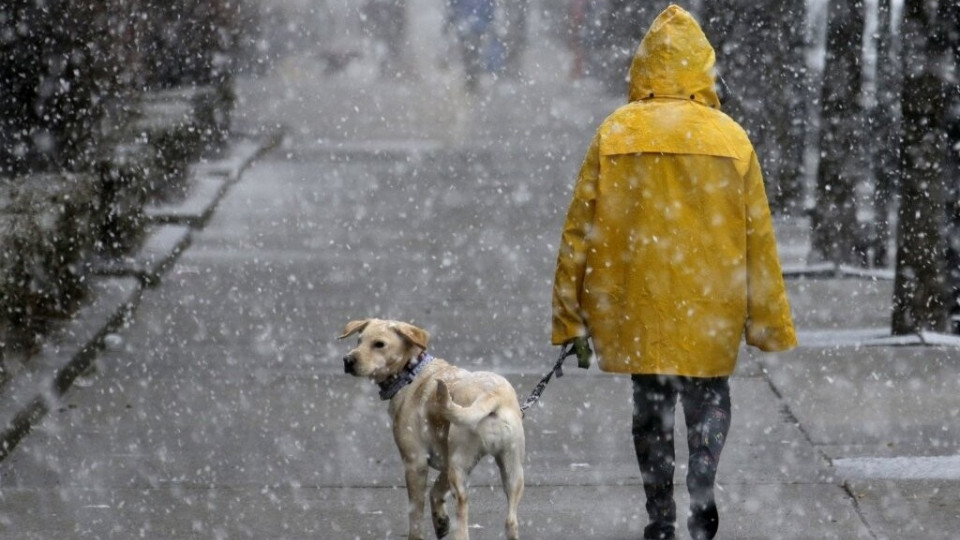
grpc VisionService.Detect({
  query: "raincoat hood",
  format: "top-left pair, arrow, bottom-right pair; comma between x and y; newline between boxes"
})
628,4 -> 720,108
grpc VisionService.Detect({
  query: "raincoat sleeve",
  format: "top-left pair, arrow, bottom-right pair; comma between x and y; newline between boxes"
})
744,152 -> 798,352
551,132 -> 599,345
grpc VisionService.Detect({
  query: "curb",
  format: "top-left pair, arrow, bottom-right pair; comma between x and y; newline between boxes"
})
89,224 -> 193,287
146,132 -> 280,226
0,277 -> 141,462
782,262 -> 895,281
145,176 -> 231,227
0,131 -> 281,463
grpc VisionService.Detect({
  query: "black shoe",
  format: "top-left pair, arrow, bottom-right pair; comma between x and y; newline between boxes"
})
643,482 -> 676,539
688,502 -> 719,540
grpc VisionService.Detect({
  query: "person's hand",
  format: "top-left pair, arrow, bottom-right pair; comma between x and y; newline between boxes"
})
570,336 -> 592,369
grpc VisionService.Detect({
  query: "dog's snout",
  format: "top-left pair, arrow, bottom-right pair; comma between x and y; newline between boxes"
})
343,354 -> 356,374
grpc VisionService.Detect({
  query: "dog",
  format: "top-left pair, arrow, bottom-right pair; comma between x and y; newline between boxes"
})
340,318 -> 524,540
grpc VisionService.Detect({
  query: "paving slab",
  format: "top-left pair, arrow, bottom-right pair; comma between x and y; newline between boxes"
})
0,314 -> 840,539
762,346 -> 960,454
0,368 -> 822,488
0,482 -> 872,540
841,480 -> 960,540
317,482 -> 872,540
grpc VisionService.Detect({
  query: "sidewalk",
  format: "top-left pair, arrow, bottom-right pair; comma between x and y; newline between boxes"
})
0,7 -> 958,539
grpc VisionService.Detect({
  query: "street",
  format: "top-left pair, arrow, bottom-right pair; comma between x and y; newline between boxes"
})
1,5 -> 959,539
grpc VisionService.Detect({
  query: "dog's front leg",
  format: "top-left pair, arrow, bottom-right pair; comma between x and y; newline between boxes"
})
404,462 -> 429,540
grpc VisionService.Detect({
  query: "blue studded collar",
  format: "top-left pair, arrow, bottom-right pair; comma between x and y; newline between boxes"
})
378,352 -> 434,401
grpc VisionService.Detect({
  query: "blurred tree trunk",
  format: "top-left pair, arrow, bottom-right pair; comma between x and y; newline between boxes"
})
868,0 -> 901,268
139,1 -> 240,90
809,0 -> 866,266
891,0 -> 953,334
946,3 -> 960,320
767,1 -> 809,215
698,0 -> 808,215
0,0 -> 43,173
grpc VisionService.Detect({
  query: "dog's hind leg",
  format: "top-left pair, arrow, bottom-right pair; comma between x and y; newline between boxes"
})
404,463 -> 429,540
496,438 -> 525,540
430,471 -> 451,538
447,456 -> 475,540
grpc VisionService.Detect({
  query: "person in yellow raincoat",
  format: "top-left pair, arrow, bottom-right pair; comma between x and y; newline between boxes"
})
551,5 -> 797,540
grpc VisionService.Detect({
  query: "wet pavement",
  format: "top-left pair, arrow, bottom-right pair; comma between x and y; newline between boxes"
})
1,8 -> 959,540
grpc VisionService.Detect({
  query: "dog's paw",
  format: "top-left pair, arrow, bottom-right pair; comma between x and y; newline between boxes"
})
436,380 -> 451,408
432,513 -> 450,538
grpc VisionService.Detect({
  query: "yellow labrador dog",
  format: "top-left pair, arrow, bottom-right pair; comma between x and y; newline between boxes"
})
340,318 -> 524,540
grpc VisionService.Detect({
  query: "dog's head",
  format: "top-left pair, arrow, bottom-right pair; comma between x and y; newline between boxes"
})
338,319 -> 430,382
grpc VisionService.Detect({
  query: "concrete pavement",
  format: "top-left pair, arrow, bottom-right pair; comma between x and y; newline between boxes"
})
1,6 -> 959,539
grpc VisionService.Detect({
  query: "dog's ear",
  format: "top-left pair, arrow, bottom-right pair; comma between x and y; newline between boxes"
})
392,322 -> 430,350
338,319 -> 370,340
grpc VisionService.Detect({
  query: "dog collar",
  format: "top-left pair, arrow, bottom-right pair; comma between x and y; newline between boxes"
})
378,352 -> 434,400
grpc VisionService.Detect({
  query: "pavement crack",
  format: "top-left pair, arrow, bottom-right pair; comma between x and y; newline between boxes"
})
761,362 -> 880,538
841,481 -> 881,540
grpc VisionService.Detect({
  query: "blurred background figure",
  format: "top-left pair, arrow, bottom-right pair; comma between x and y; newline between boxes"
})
567,0 -> 605,81
362,0 -> 408,78
445,0 -> 497,91
500,0 -> 529,78
568,0 -> 588,79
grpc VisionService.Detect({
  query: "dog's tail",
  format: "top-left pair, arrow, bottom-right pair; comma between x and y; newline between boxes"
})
436,380 -> 504,427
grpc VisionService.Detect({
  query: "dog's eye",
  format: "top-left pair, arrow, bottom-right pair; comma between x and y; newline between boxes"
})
373,341 -> 386,349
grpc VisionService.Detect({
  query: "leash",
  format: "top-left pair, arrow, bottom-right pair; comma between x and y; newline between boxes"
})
520,343 -> 577,417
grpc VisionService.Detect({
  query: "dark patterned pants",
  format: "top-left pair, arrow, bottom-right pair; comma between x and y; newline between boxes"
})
631,375 -> 731,540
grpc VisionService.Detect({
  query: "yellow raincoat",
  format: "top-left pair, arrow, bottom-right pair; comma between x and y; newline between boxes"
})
551,5 -> 796,377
